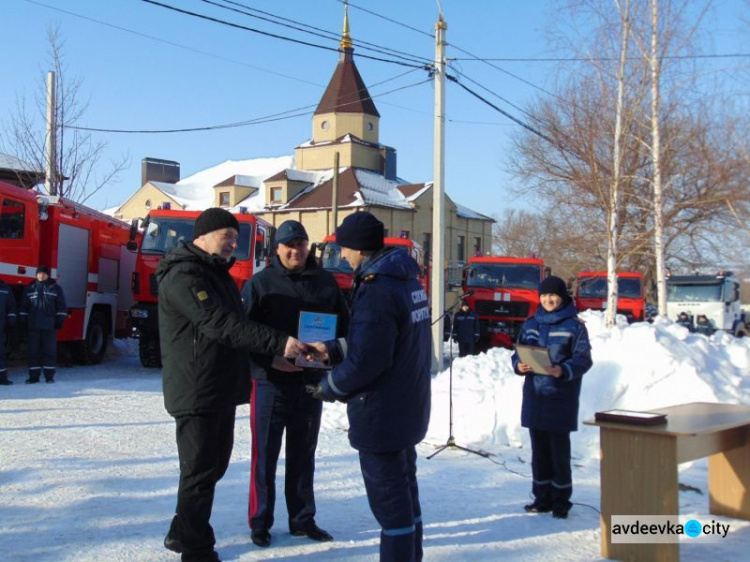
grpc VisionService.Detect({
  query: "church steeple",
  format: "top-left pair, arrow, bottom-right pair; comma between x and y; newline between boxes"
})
296,3 -> 384,174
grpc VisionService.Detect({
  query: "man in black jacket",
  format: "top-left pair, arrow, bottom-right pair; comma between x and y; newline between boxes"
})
19,266 -> 67,383
452,303 -> 480,357
243,220 -> 349,548
0,279 -> 17,385
157,208 -> 307,562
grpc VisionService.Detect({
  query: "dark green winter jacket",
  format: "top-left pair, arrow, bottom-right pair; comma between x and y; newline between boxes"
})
156,241 -> 287,416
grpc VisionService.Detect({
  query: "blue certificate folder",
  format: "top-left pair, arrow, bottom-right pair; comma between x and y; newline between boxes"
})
296,311 -> 338,368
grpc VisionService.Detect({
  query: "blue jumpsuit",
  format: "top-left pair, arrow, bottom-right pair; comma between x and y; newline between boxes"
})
20,279 -> 67,382
511,301 -> 592,513
320,247 -> 432,562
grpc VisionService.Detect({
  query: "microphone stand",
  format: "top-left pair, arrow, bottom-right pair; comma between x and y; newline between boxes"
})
428,296 -> 489,460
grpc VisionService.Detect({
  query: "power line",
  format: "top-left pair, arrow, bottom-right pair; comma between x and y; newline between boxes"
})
343,0 -> 433,39
447,73 -> 579,159
204,0 -> 433,66
139,0 -> 426,69
452,53 -> 750,62
24,0 -> 324,88
69,77 -> 431,134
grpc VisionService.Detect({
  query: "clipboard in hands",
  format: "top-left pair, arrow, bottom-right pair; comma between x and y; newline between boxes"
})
515,344 -> 553,375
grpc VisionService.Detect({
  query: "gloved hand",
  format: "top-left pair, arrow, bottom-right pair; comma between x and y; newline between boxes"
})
305,383 -> 335,403
54,317 -> 65,330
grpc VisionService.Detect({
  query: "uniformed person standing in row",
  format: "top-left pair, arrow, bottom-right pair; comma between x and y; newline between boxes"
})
156,208 -> 308,562
0,278 -> 17,385
308,212 -> 432,562
451,302 -> 480,357
19,266 -> 67,384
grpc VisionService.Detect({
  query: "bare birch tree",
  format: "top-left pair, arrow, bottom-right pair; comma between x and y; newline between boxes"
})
0,25 -> 127,204
508,1 -> 749,299
606,0 -> 632,327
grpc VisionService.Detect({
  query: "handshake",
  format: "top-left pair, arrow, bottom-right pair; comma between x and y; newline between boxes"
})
272,338 -> 330,374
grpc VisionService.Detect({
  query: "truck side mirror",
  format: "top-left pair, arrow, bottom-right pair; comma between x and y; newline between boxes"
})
126,240 -> 138,252
129,218 -> 139,242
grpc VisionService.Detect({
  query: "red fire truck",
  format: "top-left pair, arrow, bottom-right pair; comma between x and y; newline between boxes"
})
316,234 -> 430,297
0,180 -> 135,364
461,255 -> 548,349
128,208 -> 275,367
574,271 -> 646,322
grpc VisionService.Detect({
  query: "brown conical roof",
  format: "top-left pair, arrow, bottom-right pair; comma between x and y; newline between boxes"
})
314,50 -> 380,117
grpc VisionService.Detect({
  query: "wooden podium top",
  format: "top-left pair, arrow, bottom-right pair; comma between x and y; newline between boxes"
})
584,401 -> 750,437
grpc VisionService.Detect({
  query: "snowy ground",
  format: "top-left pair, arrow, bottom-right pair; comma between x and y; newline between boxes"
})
1,311 -> 749,561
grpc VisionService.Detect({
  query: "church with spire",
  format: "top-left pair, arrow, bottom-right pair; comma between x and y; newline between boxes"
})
114,6 -> 493,263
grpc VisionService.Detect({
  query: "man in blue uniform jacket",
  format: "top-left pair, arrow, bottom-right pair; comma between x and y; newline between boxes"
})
308,212 -> 431,562
451,302 -> 480,357
19,266 -> 67,383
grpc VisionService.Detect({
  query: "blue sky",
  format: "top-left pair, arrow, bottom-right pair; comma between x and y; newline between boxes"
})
1,0 -> 747,217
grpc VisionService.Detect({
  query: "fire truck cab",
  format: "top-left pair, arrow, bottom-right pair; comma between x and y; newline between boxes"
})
461,255 -> 547,349
316,234 -> 429,298
0,180 -> 135,364
128,208 -> 275,367
574,271 -> 646,322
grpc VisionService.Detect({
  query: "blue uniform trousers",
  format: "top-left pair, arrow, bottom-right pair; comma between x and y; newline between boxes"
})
249,378 -> 322,532
168,408 -> 235,559
27,328 -> 57,381
529,428 -> 573,511
359,446 -> 423,562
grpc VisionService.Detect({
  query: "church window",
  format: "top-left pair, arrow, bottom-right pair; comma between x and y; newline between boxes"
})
321,120 -> 330,130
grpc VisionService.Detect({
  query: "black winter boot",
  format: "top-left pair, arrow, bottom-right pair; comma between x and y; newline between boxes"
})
0,371 -> 12,385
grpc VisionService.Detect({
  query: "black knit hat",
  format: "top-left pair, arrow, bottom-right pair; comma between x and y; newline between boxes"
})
36,265 -> 50,275
335,212 -> 384,251
193,208 -> 240,240
539,275 -> 571,303
275,220 -> 308,246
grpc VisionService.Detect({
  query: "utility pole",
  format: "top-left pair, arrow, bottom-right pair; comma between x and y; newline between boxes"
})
331,152 -> 340,233
45,71 -> 57,196
431,14 -> 447,372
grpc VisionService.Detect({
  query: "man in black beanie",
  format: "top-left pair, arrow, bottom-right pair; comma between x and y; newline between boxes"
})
156,208 -> 307,562
308,211 -> 431,561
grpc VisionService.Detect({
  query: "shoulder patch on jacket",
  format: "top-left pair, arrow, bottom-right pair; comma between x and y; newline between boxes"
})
192,285 -> 213,307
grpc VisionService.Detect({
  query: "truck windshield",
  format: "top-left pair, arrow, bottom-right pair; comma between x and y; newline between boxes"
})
321,242 -> 354,273
466,264 -> 542,290
140,217 -> 252,260
667,282 -> 722,302
578,276 -> 642,299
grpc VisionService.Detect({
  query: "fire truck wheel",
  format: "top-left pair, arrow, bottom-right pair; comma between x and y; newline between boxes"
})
139,337 -> 162,369
77,311 -> 109,365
